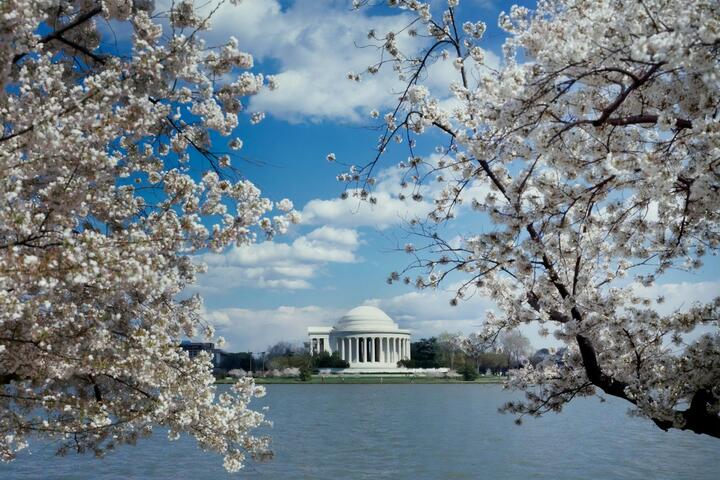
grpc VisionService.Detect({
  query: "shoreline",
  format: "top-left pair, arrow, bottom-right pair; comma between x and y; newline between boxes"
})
216,376 -> 506,385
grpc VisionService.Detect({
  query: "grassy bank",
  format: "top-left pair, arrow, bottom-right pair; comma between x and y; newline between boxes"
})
216,375 -> 505,385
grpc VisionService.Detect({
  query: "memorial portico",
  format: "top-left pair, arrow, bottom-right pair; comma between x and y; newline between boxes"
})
308,306 -> 411,369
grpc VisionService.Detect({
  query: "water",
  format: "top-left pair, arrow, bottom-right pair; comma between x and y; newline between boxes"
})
2,384 -> 717,479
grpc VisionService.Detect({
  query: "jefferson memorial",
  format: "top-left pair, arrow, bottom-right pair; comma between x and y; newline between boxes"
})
308,306 -> 411,368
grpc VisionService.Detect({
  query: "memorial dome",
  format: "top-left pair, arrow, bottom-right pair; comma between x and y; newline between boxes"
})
334,305 -> 399,332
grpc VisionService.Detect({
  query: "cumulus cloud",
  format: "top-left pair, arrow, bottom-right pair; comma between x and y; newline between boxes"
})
469,0 -> 500,10
363,284 -> 549,349
302,191 -> 432,229
365,287 -> 495,334
305,225 -> 359,246
195,226 -> 361,292
203,305 -> 344,351
301,163 -> 431,229
198,0 -> 415,122
197,0 -> 498,123
302,158 -> 493,229
630,280 -> 720,316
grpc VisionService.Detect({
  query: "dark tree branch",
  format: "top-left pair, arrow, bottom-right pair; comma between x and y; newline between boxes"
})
591,63 -> 664,126
13,6 -> 103,64
52,34 -> 107,64
606,114 -> 692,129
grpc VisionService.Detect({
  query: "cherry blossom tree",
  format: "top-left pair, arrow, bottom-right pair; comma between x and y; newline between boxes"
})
436,331 -> 462,369
499,330 -> 531,368
1,0 -> 299,470
348,0 -> 720,437
458,332 -> 489,373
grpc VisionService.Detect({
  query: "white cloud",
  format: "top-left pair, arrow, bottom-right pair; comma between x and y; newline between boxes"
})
469,0 -> 499,11
424,45 -> 501,91
301,163 -> 433,229
200,0 -> 418,123
195,226 -> 360,292
302,191 -> 432,229
363,285 -> 550,349
203,305 -> 344,351
198,0 -> 498,123
305,225 -> 359,246
365,287 -> 495,334
302,158 -> 493,229
631,280 -> 720,316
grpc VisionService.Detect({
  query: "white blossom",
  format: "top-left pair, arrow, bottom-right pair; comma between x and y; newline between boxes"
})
360,0 -> 720,437
0,0 -> 301,470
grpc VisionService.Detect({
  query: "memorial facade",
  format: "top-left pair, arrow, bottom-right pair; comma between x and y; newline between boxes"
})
307,306 -> 411,368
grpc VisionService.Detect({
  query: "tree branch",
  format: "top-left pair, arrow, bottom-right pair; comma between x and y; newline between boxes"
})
12,6 -> 103,64
591,63 -> 664,126
606,114 -> 692,129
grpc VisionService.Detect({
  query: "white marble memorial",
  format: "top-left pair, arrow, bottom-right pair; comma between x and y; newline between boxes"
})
307,306 -> 411,369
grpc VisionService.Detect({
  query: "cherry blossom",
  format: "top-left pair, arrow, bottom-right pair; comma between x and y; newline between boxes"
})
1,0 -> 299,470
351,0 -> 720,437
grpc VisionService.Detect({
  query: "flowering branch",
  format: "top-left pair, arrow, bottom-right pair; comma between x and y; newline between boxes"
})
348,0 -> 720,437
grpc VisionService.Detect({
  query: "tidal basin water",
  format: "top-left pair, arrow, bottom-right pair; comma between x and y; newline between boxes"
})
3,384 -> 717,479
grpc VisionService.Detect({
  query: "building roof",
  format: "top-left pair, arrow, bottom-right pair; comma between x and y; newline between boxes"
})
333,305 -> 405,333
307,305 -> 411,335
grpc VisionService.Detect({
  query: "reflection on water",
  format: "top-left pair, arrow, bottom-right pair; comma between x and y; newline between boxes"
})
3,384 -> 717,479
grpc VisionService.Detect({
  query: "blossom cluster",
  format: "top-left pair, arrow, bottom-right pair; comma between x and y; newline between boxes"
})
0,0 -> 299,470
350,0 -> 720,435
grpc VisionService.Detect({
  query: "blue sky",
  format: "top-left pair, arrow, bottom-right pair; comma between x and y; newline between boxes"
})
182,0 -> 720,352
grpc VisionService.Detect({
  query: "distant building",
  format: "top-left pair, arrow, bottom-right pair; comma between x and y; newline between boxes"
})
307,306 -> 411,369
530,347 -> 567,367
179,341 -> 224,366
